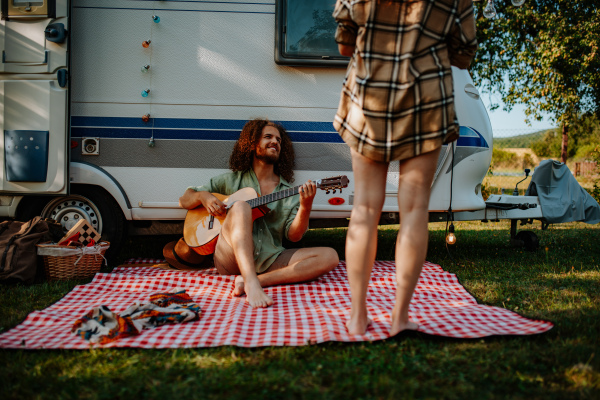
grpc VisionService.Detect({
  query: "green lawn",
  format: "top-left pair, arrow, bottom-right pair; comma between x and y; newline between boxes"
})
1,221 -> 599,399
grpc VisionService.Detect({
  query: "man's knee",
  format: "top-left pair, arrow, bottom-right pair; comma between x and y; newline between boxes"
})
228,200 -> 252,216
221,201 -> 253,243
319,247 -> 339,271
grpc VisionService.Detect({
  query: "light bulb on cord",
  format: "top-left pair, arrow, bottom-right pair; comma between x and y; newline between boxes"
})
141,89 -> 150,97
483,0 -> 497,19
511,0 -> 525,6
446,224 -> 457,245
142,40 -> 151,48
152,15 -> 160,23
141,65 -> 150,73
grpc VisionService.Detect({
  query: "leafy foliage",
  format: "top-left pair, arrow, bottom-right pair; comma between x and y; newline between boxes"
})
529,114 -> 600,159
569,114 -> 600,160
471,0 -> 600,152
588,145 -> 600,203
530,128 -> 562,158
492,147 -> 516,164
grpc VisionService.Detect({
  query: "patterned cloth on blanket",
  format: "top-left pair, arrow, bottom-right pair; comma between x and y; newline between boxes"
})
72,289 -> 200,344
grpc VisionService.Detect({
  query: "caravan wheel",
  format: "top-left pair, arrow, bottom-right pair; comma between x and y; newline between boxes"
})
19,185 -> 126,262
515,230 -> 540,252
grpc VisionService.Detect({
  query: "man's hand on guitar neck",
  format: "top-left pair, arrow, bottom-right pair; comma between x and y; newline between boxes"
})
179,189 -> 227,217
298,180 -> 317,211
287,180 -> 316,242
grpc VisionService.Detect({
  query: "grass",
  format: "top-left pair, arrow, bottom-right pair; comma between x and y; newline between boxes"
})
1,221 -> 599,399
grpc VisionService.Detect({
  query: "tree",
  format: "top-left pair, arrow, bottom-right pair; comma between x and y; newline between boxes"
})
470,0 -> 600,163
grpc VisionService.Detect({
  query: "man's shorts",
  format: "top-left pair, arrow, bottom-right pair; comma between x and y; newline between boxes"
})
214,245 -> 299,275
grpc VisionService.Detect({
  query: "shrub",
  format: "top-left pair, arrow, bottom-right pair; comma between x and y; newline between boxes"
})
491,148 -> 518,169
588,145 -> 600,203
523,153 -> 536,169
531,129 -> 561,158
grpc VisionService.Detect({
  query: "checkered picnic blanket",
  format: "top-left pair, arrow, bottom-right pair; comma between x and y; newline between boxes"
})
0,261 -> 553,348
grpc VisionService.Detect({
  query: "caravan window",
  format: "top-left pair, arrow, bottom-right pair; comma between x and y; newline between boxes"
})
275,0 -> 349,66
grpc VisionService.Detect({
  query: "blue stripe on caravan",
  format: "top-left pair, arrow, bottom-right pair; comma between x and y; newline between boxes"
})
71,117 -> 335,132
73,6 -> 274,14
70,117 -> 487,147
456,126 -> 489,148
70,127 -> 343,143
129,1 -> 275,5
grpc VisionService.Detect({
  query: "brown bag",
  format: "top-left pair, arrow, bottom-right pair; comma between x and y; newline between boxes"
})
0,216 -> 50,284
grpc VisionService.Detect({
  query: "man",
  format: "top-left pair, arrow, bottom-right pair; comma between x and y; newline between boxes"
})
179,119 -> 339,308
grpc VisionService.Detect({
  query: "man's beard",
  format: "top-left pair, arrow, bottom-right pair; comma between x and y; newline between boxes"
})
254,147 -> 279,164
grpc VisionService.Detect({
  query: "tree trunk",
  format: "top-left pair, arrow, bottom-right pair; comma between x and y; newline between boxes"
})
561,123 -> 568,163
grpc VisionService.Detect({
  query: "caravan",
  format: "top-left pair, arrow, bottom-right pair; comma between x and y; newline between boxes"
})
0,0 -> 493,255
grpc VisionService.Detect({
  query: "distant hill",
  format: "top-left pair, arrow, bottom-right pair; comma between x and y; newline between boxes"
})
493,129 -> 554,148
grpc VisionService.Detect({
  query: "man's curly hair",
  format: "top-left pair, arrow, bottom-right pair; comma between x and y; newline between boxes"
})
229,118 -> 295,183
229,119 -> 295,183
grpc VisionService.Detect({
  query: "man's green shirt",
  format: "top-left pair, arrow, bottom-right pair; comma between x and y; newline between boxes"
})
188,170 -> 301,273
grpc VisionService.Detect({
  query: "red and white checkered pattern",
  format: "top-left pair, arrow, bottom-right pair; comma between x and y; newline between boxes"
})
0,261 -> 553,348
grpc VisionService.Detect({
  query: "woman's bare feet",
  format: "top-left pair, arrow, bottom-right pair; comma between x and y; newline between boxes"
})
233,276 -> 273,308
346,309 -> 372,335
390,303 -> 419,335
389,320 -> 418,336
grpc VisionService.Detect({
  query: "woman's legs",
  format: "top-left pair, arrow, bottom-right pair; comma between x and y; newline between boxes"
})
390,147 -> 441,335
345,148 -> 388,335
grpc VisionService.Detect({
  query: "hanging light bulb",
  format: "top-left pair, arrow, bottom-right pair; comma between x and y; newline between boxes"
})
148,137 -> 156,147
141,89 -> 150,97
142,40 -> 151,48
152,15 -> 160,23
142,114 -> 151,123
446,224 -> 457,245
483,0 -> 497,19
511,0 -> 525,6
141,65 -> 150,73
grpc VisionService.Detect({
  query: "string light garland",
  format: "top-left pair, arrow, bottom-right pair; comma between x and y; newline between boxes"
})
142,3 -> 159,147
477,0 -> 525,19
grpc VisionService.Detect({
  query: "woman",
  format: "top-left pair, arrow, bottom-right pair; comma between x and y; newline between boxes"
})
333,0 -> 477,335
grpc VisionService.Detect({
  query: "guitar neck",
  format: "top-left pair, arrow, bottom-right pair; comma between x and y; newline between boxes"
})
246,185 -> 302,209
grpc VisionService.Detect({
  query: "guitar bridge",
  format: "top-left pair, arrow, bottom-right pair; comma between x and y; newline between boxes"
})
209,215 -> 214,230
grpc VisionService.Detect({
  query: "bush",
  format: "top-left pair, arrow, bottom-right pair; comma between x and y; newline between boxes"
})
588,145 -> 600,203
523,153 -> 536,169
531,129 -> 561,158
573,143 -> 599,161
491,148 -> 517,168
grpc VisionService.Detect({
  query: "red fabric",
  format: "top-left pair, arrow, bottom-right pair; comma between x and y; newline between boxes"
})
0,261 -> 553,348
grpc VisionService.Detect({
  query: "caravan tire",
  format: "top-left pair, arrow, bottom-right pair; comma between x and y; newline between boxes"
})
515,230 -> 539,252
18,185 -> 126,263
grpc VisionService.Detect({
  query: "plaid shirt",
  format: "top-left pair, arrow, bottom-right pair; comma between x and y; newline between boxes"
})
333,0 -> 477,162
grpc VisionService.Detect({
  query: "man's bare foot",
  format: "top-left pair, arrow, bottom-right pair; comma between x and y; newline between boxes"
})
346,314 -> 372,335
389,320 -> 418,336
244,279 -> 274,308
232,275 -> 245,297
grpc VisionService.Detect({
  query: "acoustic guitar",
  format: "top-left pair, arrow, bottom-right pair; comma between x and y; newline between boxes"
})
183,175 -> 349,255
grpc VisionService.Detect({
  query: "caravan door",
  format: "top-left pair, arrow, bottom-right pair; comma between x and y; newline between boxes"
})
0,0 -> 69,195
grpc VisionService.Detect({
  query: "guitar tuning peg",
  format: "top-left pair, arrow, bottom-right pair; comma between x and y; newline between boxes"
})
326,190 -> 330,194
333,189 -> 336,194
340,188 -> 342,193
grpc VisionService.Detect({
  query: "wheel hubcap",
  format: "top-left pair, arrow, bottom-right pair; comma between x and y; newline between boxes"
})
42,195 -> 102,235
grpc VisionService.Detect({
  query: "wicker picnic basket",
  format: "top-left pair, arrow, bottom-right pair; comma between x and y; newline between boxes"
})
36,242 -> 110,281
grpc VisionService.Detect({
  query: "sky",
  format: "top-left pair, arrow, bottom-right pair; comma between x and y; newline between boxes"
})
481,96 -> 556,138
